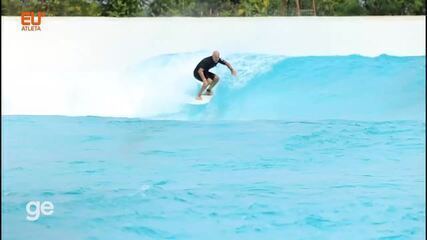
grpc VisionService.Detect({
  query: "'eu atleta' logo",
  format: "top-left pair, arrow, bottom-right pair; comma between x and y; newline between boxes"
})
21,12 -> 45,31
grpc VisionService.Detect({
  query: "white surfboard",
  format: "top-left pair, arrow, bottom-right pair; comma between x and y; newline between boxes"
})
189,95 -> 213,105
189,81 -> 216,105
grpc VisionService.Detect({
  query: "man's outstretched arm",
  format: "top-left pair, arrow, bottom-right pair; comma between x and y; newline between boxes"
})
221,60 -> 237,76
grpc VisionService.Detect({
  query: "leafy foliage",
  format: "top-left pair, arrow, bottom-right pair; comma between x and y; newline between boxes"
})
2,0 -> 425,16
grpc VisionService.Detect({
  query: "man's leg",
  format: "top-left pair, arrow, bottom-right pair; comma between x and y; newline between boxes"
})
206,75 -> 219,95
197,78 -> 213,99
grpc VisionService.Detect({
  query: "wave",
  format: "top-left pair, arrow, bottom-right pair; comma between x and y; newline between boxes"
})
4,51 -> 424,121
141,53 -> 425,121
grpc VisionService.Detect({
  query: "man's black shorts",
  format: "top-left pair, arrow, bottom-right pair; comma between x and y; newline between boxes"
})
194,70 -> 216,82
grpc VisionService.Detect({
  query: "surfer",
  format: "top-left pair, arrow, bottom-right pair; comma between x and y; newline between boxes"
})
193,51 -> 237,100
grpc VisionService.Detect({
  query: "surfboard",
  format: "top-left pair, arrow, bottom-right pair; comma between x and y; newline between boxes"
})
189,81 -> 215,105
189,95 -> 213,105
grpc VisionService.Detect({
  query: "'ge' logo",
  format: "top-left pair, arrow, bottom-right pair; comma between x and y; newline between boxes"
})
21,12 -> 45,31
26,200 -> 54,221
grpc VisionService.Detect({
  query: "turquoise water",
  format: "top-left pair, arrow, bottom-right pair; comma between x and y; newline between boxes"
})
2,55 -> 426,239
147,54 -> 425,121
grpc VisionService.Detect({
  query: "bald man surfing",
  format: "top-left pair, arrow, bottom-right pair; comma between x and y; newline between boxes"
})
193,51 -> 237,100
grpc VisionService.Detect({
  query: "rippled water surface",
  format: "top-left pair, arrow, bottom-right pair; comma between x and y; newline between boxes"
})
2,116 -> 425,239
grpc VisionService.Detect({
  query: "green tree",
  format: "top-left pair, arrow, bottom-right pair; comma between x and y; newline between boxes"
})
98,0 -> 144,16
1,0 -> 425,16
362,0 -> 425,15
2,0 -> 22,15
237,0 -> 271,16
145,0 -> 238,17
195,0 -> 237,16
2,0 -> 101,16
145,0 -> 197,16
46,0 -> 101,16
317,0 -> 366,16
